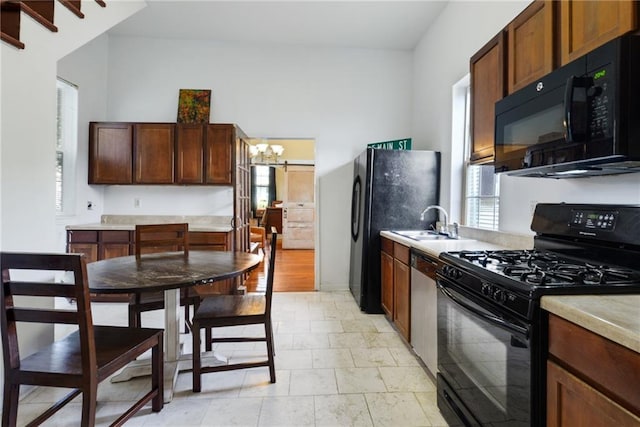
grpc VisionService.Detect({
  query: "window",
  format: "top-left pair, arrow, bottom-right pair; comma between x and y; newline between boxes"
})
56,78 -> 78,215
253,165 -> 271,210
459,81 -> 500,229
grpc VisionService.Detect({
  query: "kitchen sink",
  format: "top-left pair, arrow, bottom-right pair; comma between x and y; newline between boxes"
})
391,230 -> 468,242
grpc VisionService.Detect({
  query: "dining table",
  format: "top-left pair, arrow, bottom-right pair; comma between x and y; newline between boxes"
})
87,250 -> 262,402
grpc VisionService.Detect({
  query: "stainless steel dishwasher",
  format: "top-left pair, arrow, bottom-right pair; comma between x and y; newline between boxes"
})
410,249 -> 438,377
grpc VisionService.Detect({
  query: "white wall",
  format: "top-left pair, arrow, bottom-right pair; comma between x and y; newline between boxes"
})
0,0 -> 145,395
412,1 -> 640,236
74,36 -> 414,288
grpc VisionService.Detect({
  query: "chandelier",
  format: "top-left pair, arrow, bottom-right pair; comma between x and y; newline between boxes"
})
250,142 -> 285,164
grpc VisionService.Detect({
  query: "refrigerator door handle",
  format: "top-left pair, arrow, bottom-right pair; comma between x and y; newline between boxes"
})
351,175 -> 362,241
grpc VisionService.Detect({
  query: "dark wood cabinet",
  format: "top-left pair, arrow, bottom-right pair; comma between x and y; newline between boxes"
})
205,124 -> 233,185
176,124 -> 205,184
380,237 -> 394,317
393,242 -> 410,342
560,0 -> 638,65
547,313 -> 640,426
189,231 -> 232,251
89,122 -> 133,184
507,0 -> 555,94
134,123 -> 174,184
470,32 -> 505,164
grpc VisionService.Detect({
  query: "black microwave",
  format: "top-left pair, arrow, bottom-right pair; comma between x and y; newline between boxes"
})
494,35 -> 640,178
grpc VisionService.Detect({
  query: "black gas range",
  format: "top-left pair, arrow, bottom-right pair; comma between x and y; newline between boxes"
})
435,203 -> 640,427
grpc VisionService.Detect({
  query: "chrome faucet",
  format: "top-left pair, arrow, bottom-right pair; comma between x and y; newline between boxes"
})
420,205 -> 449,235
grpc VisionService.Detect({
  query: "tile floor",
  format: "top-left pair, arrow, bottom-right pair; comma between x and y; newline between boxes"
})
16,291 -> 449,426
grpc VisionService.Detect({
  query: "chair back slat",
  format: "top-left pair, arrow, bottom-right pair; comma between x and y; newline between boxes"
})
0,252 -> 96,375
265,228 -> 278,314
135,223 -> 189,258
4,282 -> 77,298
10,308 -> 79,324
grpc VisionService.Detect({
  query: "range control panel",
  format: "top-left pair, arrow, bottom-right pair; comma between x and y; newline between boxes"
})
570,209 -> 618,231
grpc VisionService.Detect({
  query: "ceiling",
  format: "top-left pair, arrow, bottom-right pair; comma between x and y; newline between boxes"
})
107,1 -> 449,50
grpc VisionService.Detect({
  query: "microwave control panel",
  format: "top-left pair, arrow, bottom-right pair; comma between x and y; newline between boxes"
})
588,65 -> 612,139
570,209 -> 618,231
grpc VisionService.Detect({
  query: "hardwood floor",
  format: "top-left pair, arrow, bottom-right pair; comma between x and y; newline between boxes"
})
245,239 -> 315,293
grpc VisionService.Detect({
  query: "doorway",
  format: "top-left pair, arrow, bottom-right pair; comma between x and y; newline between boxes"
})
248,138 -> 316,292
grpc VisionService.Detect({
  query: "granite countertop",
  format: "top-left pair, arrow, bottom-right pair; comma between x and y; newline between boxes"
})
541,294 -> 640,353
66,215 -> 234,233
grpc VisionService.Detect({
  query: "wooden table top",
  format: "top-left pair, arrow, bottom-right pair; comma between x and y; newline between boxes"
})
87,250 -> 261,294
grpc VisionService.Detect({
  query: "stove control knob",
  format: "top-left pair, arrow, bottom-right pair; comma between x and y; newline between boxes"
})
493,289 -> 507,304
481,283 -> 492,296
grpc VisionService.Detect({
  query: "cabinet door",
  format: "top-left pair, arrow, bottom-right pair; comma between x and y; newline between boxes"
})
560,0 -> 637,65
547,361 -> 640,427
393,258 -> 410,342
507,0 -> 555,93
205,124 -> 233,185
176,124 -> 205,184
89,122 -> 133,184
102,243 -> 130,260
134,123 -> 175,184
470,32 -> 506,164
381,249 -> 394,318
68,243 -> 98,264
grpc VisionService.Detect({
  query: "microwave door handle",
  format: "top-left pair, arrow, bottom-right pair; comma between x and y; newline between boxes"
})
563,75 -> 577,143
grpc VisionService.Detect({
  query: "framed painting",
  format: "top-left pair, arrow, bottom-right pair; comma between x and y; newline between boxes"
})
177,89 -> 211,123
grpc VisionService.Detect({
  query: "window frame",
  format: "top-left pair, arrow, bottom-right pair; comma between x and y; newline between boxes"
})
56,77 -> 78,216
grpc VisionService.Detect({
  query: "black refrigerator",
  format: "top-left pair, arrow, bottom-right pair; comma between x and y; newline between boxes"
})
349,148 -> 441,313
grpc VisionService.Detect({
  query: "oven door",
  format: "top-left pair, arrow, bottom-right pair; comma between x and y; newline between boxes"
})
436,277 -> 531,426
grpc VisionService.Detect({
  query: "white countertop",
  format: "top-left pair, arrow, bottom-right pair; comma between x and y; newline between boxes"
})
380,230 -> 518,258
66,215 -> 234,233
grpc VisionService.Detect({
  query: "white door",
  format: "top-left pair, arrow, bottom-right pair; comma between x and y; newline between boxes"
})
282,165 -> 315,249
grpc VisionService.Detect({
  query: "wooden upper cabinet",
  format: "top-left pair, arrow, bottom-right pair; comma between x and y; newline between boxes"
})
470,32 -> 506,164
176,124 -> 205,184
134,123 -> 175,184
507,0 -> 555,94
205,124 -> 233,185
560,0 -> 638,65
89,122 -> 133,184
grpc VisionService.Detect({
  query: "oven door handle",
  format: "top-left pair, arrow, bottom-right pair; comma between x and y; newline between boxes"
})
437,282 -> 529,338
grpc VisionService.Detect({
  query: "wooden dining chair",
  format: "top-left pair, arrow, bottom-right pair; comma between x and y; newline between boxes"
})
191,229 -> 278,392
129,223 -> 199,330
0,252 -> 163,427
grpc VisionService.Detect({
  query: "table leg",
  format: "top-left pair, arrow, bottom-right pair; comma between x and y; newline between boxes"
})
110,288 -> 226,403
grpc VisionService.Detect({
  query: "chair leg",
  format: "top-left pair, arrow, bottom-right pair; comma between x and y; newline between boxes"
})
265,319 -> 276,383
151,337 -> 164,412
205,327 -> 212,352
2,382 -> 19,427
192,321 -> 202,393
184,304 -> 190,333
128,304 -> 138,328
80,382 -> 98,427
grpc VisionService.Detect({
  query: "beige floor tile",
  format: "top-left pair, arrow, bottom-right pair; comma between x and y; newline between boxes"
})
365,392 -> 431,427
312,348 -> 355,368
258,395 -> 315,426
292,332 -> 331,349
351,348 -> 397,367
289,368 -> 338,395
328,332 -> 367,348
200,396 -> 263,426
335,367 -> 387,393
239,369 -> 291,397
379,367 -> 436,392
314,394 -> 374,426
16,291 -> 446,426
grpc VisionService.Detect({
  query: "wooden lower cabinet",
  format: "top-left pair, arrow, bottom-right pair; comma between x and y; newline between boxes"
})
380,238 -> 394,317
68,242 -> 99,264
547,360 -> 640,427
547,314 -> 640,426
380,236 -> 411,342
393,242 -> 410,341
